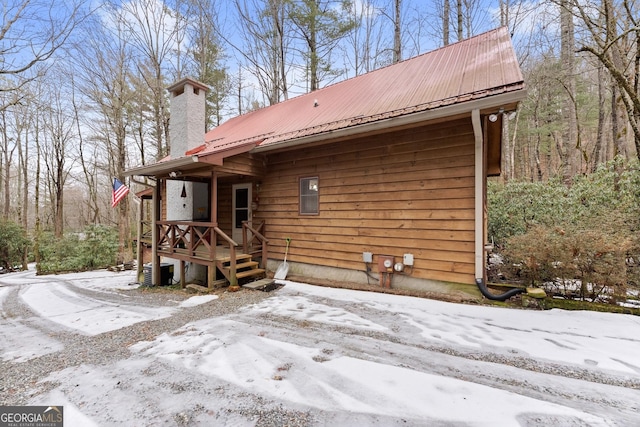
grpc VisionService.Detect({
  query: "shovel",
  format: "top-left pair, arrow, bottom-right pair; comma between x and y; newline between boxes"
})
274,237 -> 291,280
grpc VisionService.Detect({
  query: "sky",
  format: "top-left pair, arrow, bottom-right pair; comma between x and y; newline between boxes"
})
105,0 -> 555,102
1,267 -> 639,425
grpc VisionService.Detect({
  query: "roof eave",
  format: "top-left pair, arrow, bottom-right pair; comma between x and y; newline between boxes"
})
252,88 -> 526,153
124,155 -> 201,177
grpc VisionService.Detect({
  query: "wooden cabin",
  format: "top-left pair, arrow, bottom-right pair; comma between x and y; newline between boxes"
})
125,27 -> 526,299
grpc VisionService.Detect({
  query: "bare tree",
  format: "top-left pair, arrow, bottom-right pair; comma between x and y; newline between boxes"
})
230,0 -> 291,105
0,96 -> 19,220
109,0 -> 179,159
40,76 -> 78,237
70,13 -> 137,260
16,96 -> 32,269
0,0 -> 86,103
592,61 -> 607,169
343,0 -> 392,76
392,0 -> 402,62
456,0 -> 463,40
430,0 -> 486,48
187,0 -> 231,127
376,0 -> 403,62
443,0 -> 450,45
573,0 -> 640,160
558,0 -> 576,183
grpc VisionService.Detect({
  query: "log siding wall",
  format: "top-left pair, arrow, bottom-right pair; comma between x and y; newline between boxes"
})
255,117 -> 477,286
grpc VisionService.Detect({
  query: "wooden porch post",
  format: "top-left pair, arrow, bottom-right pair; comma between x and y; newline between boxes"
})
180,260 -> 186,288
136,195 -> 143,282
211,171 -> 218,224
152,181 -> 161,286
208,171 -> 218,288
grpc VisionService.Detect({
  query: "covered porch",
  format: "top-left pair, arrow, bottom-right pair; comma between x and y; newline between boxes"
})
127,148 -> 269,289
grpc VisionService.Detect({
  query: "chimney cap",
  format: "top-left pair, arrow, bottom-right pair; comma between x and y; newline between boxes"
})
167,77 -> 209,94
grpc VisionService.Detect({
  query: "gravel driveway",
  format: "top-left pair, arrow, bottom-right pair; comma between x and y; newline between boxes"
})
1,268 -> 639,426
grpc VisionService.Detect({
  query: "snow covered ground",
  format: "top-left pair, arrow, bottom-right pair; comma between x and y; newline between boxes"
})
1,267 -> 639,426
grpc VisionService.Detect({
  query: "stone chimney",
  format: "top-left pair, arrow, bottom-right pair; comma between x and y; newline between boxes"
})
167,78 -> 209,158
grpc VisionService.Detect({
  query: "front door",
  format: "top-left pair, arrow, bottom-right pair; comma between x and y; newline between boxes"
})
232,183 -> 251,243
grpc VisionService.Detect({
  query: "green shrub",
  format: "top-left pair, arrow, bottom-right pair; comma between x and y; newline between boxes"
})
0,220 -> 30,271
567,158 -> 640,233
37,225 -> 119,274
487,179 -> 570,248
491,157 -> 640,303
77,225 -> 119,269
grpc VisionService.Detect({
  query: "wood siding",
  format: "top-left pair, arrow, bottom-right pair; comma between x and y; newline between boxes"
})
217,178 -> 260,238
217,152 -> 267,177
217,181 -> 232,236
254,117 -> 477,285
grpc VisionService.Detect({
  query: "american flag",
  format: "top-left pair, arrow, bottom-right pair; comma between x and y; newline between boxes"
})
112,178 -> 129,207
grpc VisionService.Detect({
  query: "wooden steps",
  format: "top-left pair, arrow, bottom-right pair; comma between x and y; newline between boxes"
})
236,268 -> 266,279
216,253 -> 266,286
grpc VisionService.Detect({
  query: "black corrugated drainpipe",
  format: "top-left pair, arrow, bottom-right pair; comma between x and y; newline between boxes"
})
475,278 -> 525,301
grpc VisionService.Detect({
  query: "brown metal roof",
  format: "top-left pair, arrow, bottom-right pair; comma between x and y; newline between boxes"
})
201,27 -> 524,160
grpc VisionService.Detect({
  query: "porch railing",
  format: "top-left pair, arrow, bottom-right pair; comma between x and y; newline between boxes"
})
140,220 -> 153,245
156,220 -> 216,260
214,226 -> 238,286
242,221 -> 268,268
156,220 -> 239,286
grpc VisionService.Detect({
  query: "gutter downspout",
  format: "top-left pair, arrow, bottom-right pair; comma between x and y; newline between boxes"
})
472,109 -> 524,301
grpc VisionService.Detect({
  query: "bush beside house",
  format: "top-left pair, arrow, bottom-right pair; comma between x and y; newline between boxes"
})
0,220 -> 30,272
488,158 -> 640,304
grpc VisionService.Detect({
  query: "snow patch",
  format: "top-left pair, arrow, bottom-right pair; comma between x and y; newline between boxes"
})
179,294 -> 218,308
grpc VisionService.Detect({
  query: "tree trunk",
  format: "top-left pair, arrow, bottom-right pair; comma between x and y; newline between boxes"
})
443,0 -> 450,45
34,110 -> 41,266
500,0 -> 508,27
393,0 -> 402,63
502,116 -> 512,181
274,0 -> 288,100
19,121 -> 28,270
309,10 -> 318,92
593,63 -> 606,170
611,85 -> 627,158
456,0 -> 462,41
509,109 -> 520,180
1,111 -> 10,220
54,170 -> 64,238
559,0 -> 576,184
